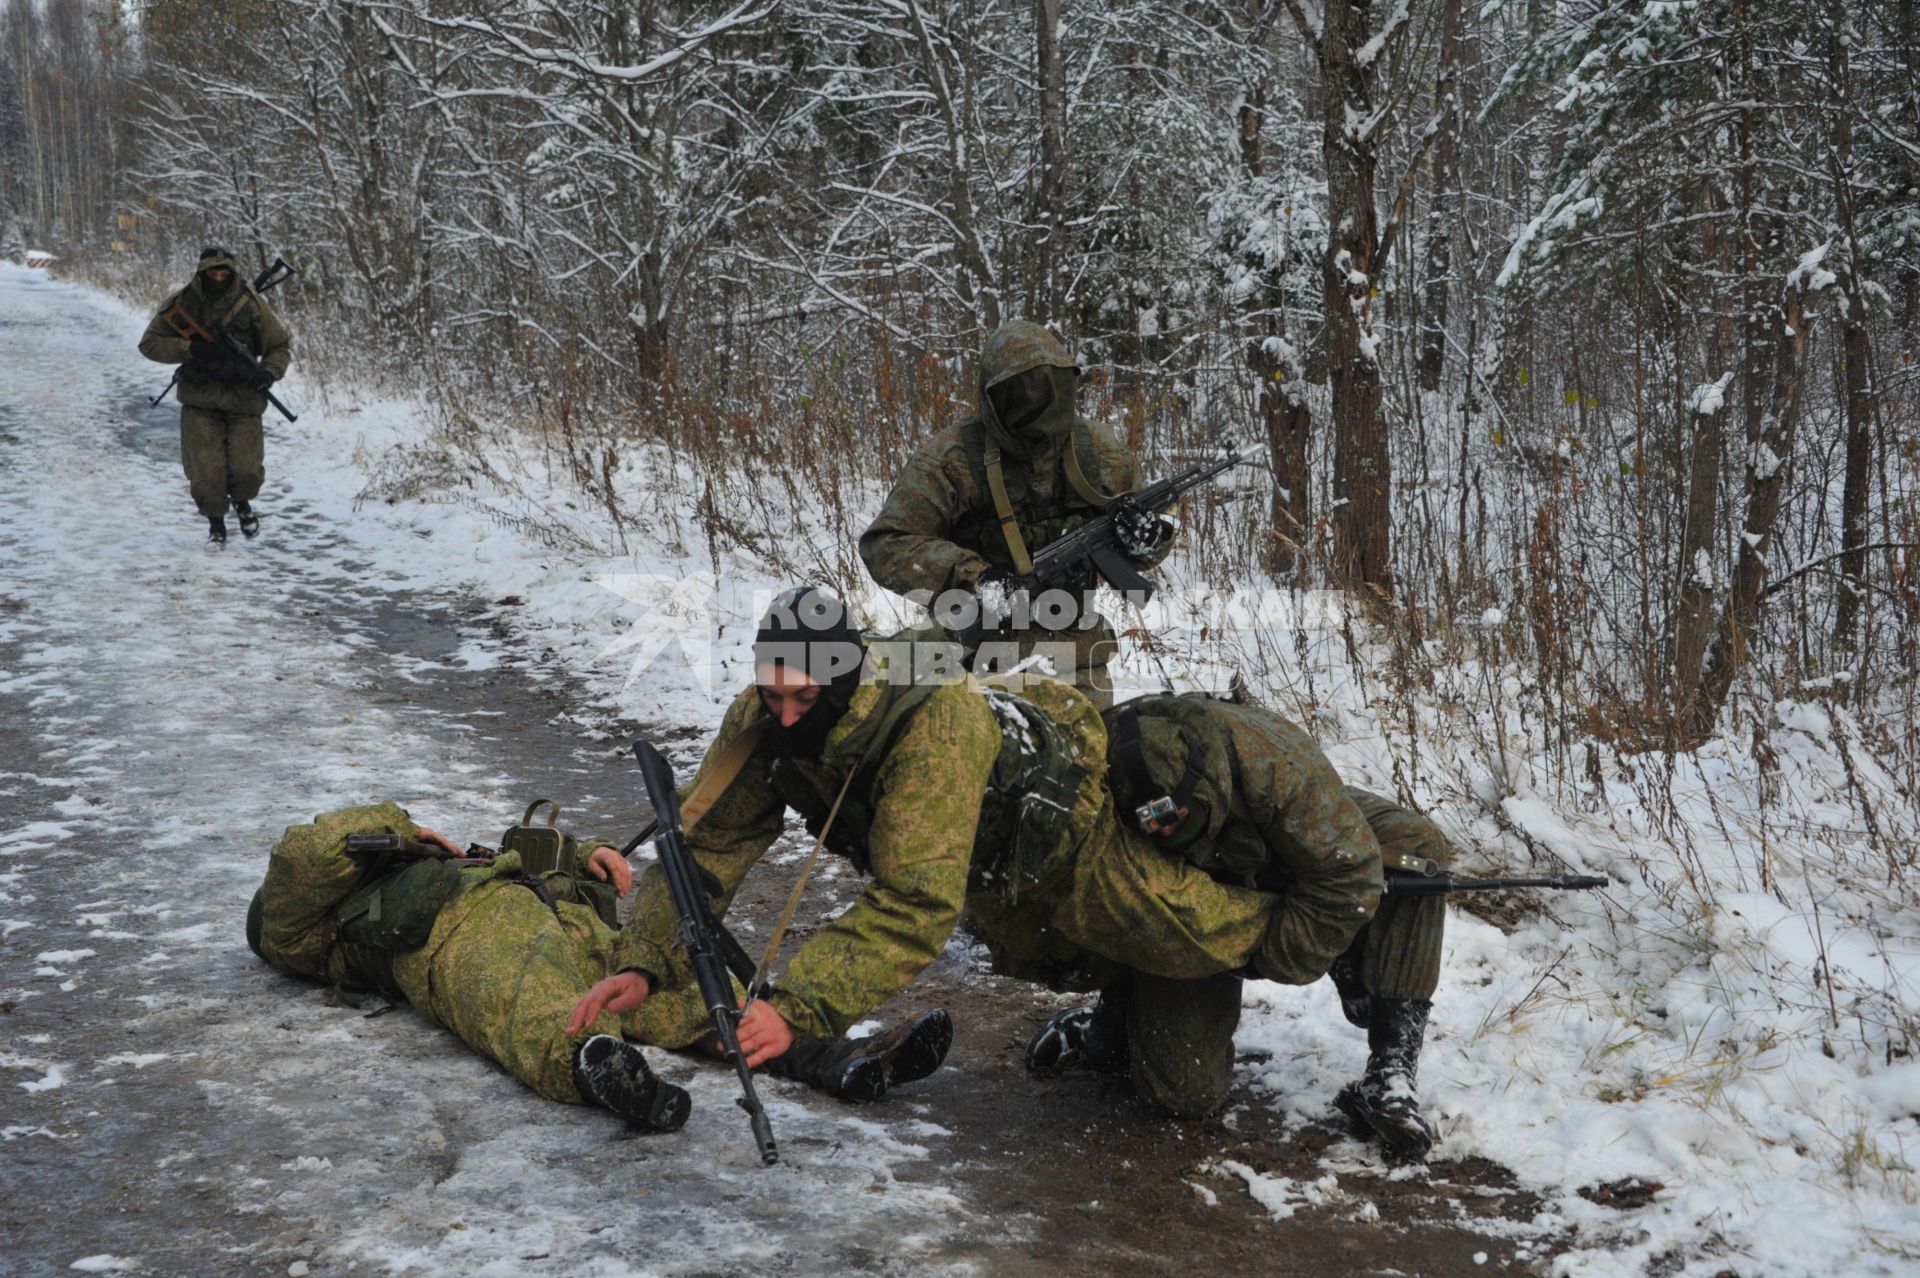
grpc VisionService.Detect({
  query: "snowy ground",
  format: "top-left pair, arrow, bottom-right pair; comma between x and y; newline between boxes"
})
3,263 -> 1917,1277
0,268 -> 1546,1275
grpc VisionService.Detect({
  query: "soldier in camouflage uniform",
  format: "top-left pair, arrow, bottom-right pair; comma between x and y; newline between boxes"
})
138,247 -> 292,545
1026,693 -> 1450,1162
246,800 -> 950,1134
570,589 -> 1324,1121
859,322 -> 1174,709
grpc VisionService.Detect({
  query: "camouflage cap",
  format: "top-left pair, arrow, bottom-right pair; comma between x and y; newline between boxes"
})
979,321 -> 1079,393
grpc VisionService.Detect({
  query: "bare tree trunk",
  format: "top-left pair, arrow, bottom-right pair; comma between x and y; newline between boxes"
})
1032,0 -> 1066,323
1670,372 -> 1728,722
1836,290 -> 1873,647
1690,280 -> 1818,740
1321,0 -> 1392,591
1415,0 -> 1465,392
1236,57 -> 1310,573
1830,23 -> 1873,651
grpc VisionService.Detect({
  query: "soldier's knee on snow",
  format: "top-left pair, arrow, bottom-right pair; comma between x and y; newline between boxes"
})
1134,1064 -> 1231,1120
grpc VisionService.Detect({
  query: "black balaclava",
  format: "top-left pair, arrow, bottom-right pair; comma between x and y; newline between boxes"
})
196,245 -> 238,300
754,585 -> 866,758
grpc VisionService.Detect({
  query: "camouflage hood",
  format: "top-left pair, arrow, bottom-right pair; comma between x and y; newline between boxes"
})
191,247 -> 241,303
978,321 -> 1080,460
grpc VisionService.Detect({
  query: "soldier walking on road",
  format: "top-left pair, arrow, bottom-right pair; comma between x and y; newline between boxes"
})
859,322 -> 1174,709
138,247 -> 291,545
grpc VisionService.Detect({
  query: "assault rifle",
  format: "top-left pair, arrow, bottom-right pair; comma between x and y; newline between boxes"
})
627,739 -> 777,1166
1024,450 -> 1248,601
151,256 -> 299,421
1382,870 -> 1608,897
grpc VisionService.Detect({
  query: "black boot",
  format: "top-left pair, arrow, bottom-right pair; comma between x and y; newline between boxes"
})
572,1035 -> 691,1132
764,1009 -> 953,1103
1328,949 -> 1372,1029
208,516 -> 228,546
235,500 -> 260,539
1334,997 -> 1434,1164
1024,990 -> 1129,1076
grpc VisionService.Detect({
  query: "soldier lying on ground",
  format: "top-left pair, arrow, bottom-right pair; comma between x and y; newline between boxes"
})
569,587 -> 1443,1159
245,804 -> 951,1136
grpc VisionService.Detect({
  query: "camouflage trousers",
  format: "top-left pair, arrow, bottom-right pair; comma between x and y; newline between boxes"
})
386,878 -> 736,1103
180,404 -> 264,519
1117,789 -> 1449,1118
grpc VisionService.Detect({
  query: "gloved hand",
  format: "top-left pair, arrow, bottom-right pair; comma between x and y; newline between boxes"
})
187,337 -> 222,365
242,364 -> 275,391
1110,494 -> 1170,559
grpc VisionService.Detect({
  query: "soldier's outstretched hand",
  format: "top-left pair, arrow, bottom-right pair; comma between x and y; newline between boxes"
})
586,845 -> 633,894
567,971 -> 650,1036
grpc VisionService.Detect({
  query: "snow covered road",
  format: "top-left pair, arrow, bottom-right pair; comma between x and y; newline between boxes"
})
0,268 -> 1001,1276
0,268 -> 1548,1277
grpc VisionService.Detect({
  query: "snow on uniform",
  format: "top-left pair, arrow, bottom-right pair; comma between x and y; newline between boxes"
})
611,671 -> 1282,1049
137,249 -> 292,520
857,321 -> 1172,709
245,802 -> 629,1104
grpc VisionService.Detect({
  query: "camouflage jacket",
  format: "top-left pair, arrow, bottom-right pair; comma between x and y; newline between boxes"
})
1203,700 -> 1386,985
138,251 -> 292,415
248,802 -> 615,994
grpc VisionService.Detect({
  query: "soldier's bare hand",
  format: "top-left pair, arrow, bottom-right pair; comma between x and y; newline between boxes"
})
415,826 -> 463,856
586,846 -> 633,895
736,998 -> 794,1067
567,971 -> 650,1036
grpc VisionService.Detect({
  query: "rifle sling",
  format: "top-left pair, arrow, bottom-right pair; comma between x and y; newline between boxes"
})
670,713 -> 864,1001
1062,431 -> 1119,509
982,447 -> 1035,576
680,720 -> 765,832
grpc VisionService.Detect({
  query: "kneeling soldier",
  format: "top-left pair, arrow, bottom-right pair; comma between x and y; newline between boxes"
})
1026,694 -> 1447,1162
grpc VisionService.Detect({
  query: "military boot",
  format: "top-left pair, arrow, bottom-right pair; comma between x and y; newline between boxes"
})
1024,991 -> 1129,1075
1334,997 -> 1434,1164
235,501 -> 260,539
208,516 -> 228,546
572,1035 -> 691,1133
764,1008 -> 953,1103
1327,949 -> 1372,1029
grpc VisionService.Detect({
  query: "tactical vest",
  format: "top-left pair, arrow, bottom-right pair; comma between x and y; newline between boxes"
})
768,678 -> 1087,900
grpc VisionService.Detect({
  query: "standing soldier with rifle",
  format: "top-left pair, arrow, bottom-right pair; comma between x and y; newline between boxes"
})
138,247 -> 293,546
860,321 -> 1183,709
